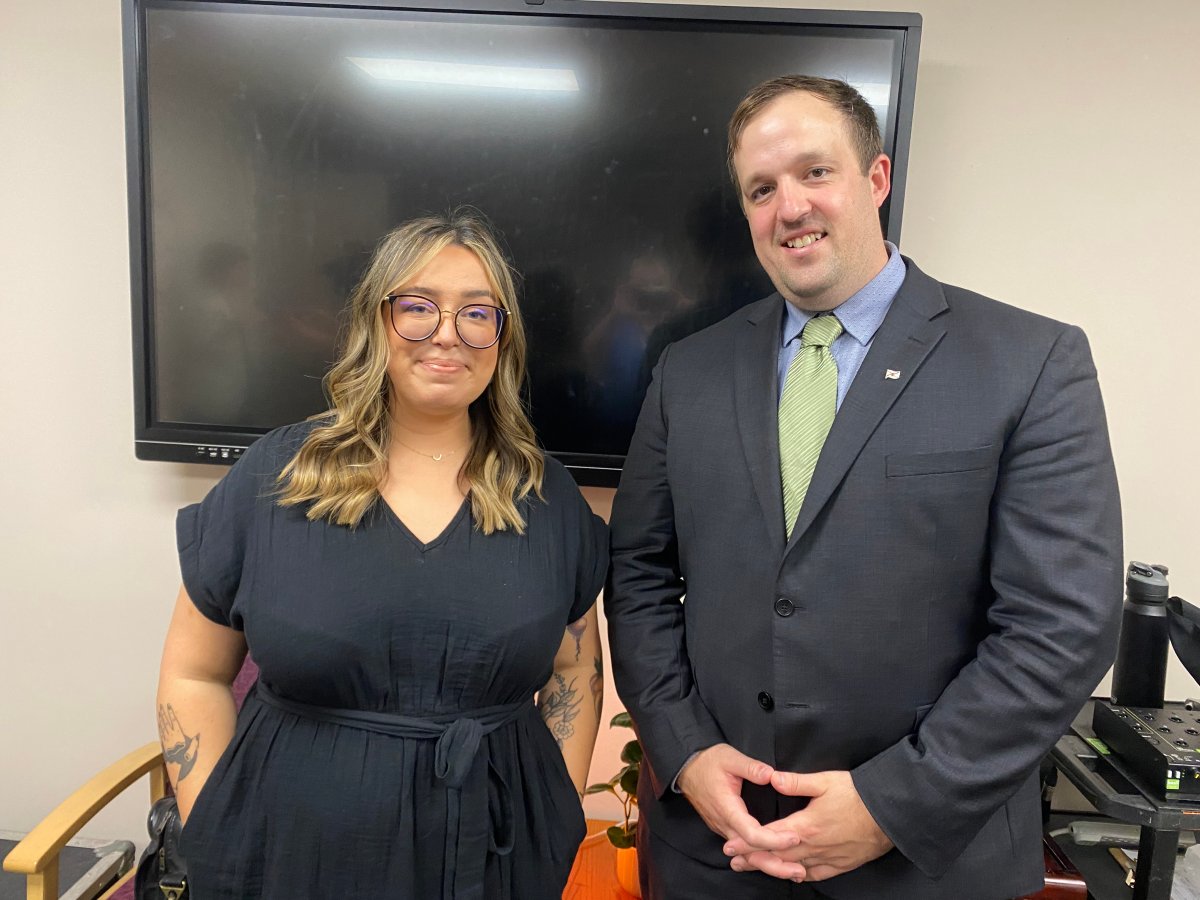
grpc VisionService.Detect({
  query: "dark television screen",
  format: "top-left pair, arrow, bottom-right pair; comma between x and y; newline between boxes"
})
126,0 -> 921,484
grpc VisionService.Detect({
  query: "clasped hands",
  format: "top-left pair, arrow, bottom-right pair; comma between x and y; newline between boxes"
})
676,743 -> 894,883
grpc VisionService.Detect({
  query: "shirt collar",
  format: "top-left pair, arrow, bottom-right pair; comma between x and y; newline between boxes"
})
781,241 -> 907,348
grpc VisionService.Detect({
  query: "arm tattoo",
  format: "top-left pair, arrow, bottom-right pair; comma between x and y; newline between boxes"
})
157,703 -> 201,782
590,655 -> 603,718
566,618 -> 587,662
538,674 -> 581,748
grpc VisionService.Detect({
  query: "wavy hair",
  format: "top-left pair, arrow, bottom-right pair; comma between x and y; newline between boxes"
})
277,210 -> 544,533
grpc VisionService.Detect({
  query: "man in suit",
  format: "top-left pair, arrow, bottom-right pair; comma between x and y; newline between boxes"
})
606,75 -> 1122,899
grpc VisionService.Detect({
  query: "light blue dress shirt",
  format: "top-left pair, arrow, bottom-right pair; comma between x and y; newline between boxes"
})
777,242 -> 907,408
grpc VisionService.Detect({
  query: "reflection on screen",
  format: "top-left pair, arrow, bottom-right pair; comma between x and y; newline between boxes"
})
144,2 -> 900,458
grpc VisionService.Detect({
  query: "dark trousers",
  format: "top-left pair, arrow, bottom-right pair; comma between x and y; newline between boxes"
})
638,824 -> 831,900
637,823 -> 1029,900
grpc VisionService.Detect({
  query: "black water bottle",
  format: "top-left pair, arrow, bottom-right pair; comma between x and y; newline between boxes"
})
1111,561 -> 1171,709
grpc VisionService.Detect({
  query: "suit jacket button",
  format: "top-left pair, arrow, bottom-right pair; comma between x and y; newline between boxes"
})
758,691 -> 774,711
774,598 -> 794,617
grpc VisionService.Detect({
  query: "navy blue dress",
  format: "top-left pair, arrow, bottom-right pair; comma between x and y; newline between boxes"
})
176,422 -> 607,899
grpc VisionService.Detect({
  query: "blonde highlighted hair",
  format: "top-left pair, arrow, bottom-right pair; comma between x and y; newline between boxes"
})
277,210 -> 544,533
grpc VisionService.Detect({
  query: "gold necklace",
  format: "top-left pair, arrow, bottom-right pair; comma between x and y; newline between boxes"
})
391,435 -> 466,462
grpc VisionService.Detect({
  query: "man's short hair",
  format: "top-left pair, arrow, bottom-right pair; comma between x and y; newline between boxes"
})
726,75 -> 884,191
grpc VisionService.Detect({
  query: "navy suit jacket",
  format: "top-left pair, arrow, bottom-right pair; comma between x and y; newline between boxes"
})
607,258 -> 1123,900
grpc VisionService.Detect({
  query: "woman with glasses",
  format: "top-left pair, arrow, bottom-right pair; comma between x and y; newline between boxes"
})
155,210 -> 608,899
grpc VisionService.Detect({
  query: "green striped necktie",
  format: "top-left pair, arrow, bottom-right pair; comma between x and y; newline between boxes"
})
779,314 -> 843,538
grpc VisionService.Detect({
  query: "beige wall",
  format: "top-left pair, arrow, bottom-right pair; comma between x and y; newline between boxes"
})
2,0 -> 1197,844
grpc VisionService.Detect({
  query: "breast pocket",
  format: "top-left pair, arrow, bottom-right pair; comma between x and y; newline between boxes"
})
886,445 -> 996,478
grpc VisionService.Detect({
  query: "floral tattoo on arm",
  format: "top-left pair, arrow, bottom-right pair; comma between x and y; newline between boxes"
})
157,703 -> 200,781
538,674 -> 581,748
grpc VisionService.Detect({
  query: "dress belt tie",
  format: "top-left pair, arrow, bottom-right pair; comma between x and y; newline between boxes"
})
256,682 -> 530,900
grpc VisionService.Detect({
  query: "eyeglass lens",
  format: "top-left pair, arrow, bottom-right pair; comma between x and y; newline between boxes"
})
390,298 -> 505,348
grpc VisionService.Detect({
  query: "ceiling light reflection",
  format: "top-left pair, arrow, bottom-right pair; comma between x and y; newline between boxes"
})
348,56 -> 580,93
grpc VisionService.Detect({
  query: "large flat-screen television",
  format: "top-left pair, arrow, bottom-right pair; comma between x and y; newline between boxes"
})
124,0 -> 921,485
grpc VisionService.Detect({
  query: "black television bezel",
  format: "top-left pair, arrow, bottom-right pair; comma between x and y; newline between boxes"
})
124,0 -> 922,485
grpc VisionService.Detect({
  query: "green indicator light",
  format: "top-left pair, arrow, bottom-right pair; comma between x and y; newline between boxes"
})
1085,737 -> 1111,756
1168,778 -> 1181,791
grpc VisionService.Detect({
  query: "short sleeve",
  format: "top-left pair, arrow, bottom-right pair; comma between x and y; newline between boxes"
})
566,477 -> 610,625
176,427 -> 296,628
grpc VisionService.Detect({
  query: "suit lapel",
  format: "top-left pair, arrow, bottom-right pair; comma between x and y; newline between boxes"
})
784,259 -> 949,552
732,295 -> 787,552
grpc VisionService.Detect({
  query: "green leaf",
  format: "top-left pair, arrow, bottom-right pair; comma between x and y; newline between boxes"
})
610,711 -> 634,729
620,740 -> 643,765
584,783 -> 615,796
619,766 -> 639,799
607,824 -> 637,849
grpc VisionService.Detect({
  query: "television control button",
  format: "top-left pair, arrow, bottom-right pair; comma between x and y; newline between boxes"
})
1160,726 -> 1173,733
757,691 -> 774,711
775,598 -> 794,617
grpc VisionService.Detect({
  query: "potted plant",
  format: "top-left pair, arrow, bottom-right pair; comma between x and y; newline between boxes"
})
585,711 -> 643,896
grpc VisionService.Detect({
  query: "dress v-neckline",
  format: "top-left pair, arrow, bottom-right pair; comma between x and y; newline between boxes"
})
380,496 -> 470,551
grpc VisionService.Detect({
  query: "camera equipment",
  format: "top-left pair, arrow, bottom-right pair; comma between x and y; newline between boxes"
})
1090,562 -> 1200,801
1092,701 -> 1200,801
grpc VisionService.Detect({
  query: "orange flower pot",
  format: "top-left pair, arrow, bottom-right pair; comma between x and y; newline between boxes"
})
614,846 -> 641,897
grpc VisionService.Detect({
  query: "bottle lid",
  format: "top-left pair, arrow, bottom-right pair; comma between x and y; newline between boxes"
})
1128,561 -> 1169,602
